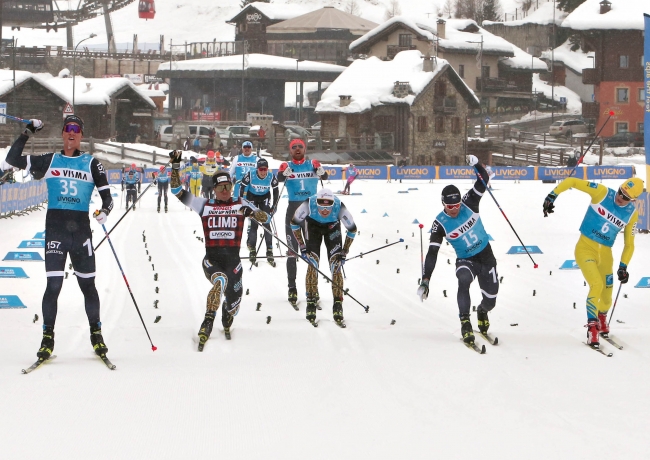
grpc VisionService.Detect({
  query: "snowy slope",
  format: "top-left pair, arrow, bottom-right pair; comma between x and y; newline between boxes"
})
4,0 -> 543,48
0,159 -> 648,459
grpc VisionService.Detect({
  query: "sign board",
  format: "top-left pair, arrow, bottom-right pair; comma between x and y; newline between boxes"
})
63,102 -> 74,118
17,240 -> 45,249
485,117 -> 491,123
0,267 -> 29,278
506,246 -> 543,255
560,260 -> 580,270
560,97 -> 567,103
3,252 -> 44,261
246,12 -> 263,23
433,140 -> 447,149
0,295 -> 26,309
0,102 -> 6,124
144,74 -> 163,84
124,74 -> 144,84
635,277 -> 650,288
33,232 -> 45,239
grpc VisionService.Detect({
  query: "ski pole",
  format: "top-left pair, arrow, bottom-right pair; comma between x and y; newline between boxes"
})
0,113 -> 29,124
99,222 -> 157,351
567,111 -> 614,178
608,283 -> 623,327
94,160 -> 172,251
253,219 -> 369,312
345,238 -> 404,262
474,166 -> 539,269
419,223 -> 425,276
250,181 -> 285,269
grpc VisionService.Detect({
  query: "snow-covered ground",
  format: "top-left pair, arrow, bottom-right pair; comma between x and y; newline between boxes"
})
0,156 -> 648,458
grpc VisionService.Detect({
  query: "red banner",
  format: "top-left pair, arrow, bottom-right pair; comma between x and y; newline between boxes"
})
191,111 -> 221,121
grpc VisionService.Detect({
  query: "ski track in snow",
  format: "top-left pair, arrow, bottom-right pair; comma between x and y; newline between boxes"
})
1,175 -> 649,459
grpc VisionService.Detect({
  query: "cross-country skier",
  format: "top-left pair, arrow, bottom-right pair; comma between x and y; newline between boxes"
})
201,151 -> 218,199
543,176 -> 643,349
5,115 -> 114,362
122,163 -> 141,210
168,151 -> 270,348
291,188 -> 357,326
342,163 -> 358,195
239,158 -> 279,264
417,155 -> 498,345
277,138 -> 328,307
185,157 -> 202,196
154,165 -> 171,212
230,140 -> 258,197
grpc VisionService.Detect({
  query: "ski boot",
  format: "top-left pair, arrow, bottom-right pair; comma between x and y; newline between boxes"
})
165,205 -> 168,213
333,299 -> 345,327
36,326 -> 55,359
222,309 -> 233,340
248,245 -> 257,264
598,312 -> 609,338
157,205 -> 160,213
587,319 -> 600,348
306,298 -> 318,325
288,287 -> 298,309
266,248 -> 275,267
477,307 -> 490,334
198,312 -> 216,351
90,324 -> 108,356
460,314 -> 475,344
314,292 -> 322,310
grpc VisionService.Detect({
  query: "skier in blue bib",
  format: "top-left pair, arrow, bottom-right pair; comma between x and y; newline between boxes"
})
277,138 -> 328,307
6,115 -> 114,362
121,163 -> 141,210
417,155 -> 498,345
154,165 -> 171,213
230,141 -> 258,197
239,158 -> 279,264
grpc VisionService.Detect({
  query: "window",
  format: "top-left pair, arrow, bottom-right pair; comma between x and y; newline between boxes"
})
615,122 -> 628,133
451,117 -> 461,134
173,96 -> 182,109
619,55 -> 629,68
638,123 -> 644,134
616,88 -> 629,103
639,88 -> 645,101
435,116 -> 444,133
399,34 -> 412,48
434,81 -> 446,97
458,64 -> 464,78
199,127 -> 210,136
417,116 -> 428,132
189,126 -> 197,135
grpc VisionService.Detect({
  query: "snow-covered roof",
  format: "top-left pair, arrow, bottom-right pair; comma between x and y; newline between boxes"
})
561,0 -> 650,31
285,82 -> 331,108
159,53 -> 345,74
540,40 -> 594,75
350,17 -> 514,56
267,6 -> 378,35
226,1 -> 309,23
315,51 -> 478,114
0,70 -> 40,97
483,2 -> 566,27
501,43 -> 548,71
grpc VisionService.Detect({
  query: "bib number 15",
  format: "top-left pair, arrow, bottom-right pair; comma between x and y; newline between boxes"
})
461,230 -> 479,247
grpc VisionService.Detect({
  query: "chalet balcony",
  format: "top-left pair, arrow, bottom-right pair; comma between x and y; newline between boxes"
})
387,45 -> 416,60
475,77 -> 527,93
582,68 -> 599,85
434,97 -> 457,114
582,102 -> 600,119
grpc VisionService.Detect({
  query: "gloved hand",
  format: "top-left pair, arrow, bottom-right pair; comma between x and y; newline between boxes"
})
313,160 -> 325,177
169,150 -> 183,169
466,155 -> 479,167
543,192 -> 557,217
279,162 -> 293,177
299,244 -> 307,260
417,278 -> 430,302
617,264 -> 629,284
93,209 -> 109,225
330,252 -> 346,274
25,119 -> 44,135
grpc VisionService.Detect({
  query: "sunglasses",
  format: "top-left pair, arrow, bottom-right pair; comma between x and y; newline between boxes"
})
243,146 -> 252,149
317,199 -> 334,208
444,203 -> 461,210
258,167 -> 268,172
291,144 -> 305,150
215,182 -> 233,191
63,124 -> 82,133
617,189 -> 633,202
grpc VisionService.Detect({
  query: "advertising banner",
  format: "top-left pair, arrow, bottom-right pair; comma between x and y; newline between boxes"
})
537,167 -> 587,181
3,252 -> 44,261
491,166 -> 535,180
354,166 -> 388,180
392,166 -> 436,180
322,167 -> 343,180
585,165 -> 635,180
438,166 -> 476,180
107,170 -> 123,185
0,295 -> 26,308
635,191 -> 648,232
0,267 -> 29,278
17,240 -> 45,249
0,181 -> 47,214
644,14 -> 650,183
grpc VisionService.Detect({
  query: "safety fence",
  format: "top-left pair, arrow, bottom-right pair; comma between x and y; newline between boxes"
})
0,181 -> 47,218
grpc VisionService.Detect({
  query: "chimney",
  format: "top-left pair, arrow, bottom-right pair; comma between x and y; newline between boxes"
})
85,82 -> 92,92
437,19 -> 446,40
599,0 -> 611,14
392,82 -> 412,98
339,95 -> 352,107
423,55 -> 435,72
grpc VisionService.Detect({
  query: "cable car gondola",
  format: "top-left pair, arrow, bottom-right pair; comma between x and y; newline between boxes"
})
138,0 -> 155,20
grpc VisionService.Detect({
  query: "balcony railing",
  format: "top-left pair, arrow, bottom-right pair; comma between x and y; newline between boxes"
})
475,77 -> 525,92
387,45 -> 416,59
434,97 -> 457,113
582,68 -> 599,85
582,102 -> 600,119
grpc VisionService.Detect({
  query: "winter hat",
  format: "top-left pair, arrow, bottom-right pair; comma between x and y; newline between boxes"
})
289,138 -> 305,149
212,171 -> 232,187
63,115 -> 84,133
316,188 -> 335,206
441,185 -> 462,205
257,158 -> 269,169
242,141 -> 253,148
619,177 -> 644,200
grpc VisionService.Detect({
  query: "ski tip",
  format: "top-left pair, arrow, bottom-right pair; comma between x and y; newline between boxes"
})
493,337 -> 499,345
481,345 -> 486,354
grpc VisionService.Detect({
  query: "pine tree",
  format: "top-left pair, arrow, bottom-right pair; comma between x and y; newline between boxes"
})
482,0 -> 501,22
240,0 -> 269,9
557,0 -> 586,13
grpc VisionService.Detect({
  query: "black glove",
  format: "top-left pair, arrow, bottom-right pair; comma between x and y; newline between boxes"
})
169,150 -> 183,169
543,192 -> 557,217
25,119 -> 44,135
617,264 -> 629,284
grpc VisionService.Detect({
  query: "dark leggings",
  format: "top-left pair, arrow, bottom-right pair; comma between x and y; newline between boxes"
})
43,276 -> 100,327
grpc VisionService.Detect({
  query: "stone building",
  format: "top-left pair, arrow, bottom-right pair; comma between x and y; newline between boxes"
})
315,51 -> 479,165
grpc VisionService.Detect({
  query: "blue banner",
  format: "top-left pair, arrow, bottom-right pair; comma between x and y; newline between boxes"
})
107,170 -> 123,185
322,167 -> 343,179
491,166 -> 535,180
643,13 -> 650,181
392,166 -> 436,180
0,181 -> 47,213
0,267 -> 29,278
559,260 -> 580,270
3,252 -> 44,261
635,191 -> 649,231
506,246 -> 543,254
438,166 -> 476,180
635,277 -> 650,288
585,165 -> 635,180
354,166 -> 388,180
537,167 -> 587,181
33,232 -> 45,239
0,295 -> 27,308
18,240 -> 45,249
